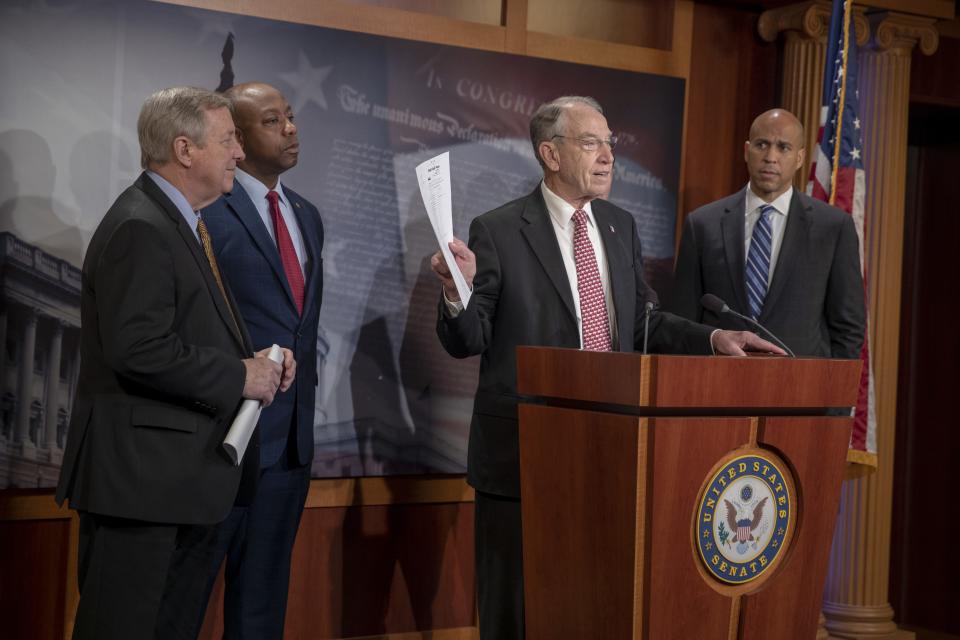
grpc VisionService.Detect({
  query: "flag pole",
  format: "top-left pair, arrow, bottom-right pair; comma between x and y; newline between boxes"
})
828,0 -> 852,206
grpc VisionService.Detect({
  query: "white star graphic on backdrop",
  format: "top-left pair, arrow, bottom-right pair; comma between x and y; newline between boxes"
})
279,51 -> 333,112
851,147 -> 861,160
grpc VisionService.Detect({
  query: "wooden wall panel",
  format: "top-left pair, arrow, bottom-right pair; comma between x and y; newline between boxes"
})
199,502 -> 475,639
0,484 -> 474,640
0,518 -> 70,640
527,0 -> 674,50
682,3 -> 778,226
337,0 -> 502,26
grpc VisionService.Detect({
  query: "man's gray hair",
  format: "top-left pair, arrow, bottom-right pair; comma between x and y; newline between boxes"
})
529,96 -> 603,168
137,86 -> 231,169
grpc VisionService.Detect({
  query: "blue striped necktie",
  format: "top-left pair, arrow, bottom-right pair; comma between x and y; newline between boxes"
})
745,204 -> 774,320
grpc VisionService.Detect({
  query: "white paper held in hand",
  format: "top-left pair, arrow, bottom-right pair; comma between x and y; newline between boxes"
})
415,151 -> 472,307
223,343 -> 283,466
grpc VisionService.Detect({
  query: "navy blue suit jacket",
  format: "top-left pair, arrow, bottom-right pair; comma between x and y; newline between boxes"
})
202,179 -> 324,468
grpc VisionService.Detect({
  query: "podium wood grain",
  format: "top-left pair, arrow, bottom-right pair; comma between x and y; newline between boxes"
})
517,350 -> 860,640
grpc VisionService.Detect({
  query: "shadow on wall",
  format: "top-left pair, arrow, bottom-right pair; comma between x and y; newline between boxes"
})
0,128 -> 135,268
68,129 -> 136,252
0,129 -> 83,267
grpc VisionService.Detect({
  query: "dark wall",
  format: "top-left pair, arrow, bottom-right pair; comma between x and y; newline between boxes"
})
891,96 -> 960,634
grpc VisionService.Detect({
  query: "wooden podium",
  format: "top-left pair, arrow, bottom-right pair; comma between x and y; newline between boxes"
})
516,348 -> 861,640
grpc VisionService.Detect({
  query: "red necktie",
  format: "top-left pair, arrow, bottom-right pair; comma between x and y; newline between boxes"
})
266,190 -> 305,315
573,209 -> 612,351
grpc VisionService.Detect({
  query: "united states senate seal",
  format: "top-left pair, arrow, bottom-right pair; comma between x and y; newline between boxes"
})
693,450 -> 796,586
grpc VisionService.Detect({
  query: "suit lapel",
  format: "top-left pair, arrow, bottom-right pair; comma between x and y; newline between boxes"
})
722,190 -> 750,316
224,183 -> 300,313
519,189 -> 577,323
138,174 -> 248,352
593,204 -> 629,350
286,189 -> 323,320
763,191 -> 808,317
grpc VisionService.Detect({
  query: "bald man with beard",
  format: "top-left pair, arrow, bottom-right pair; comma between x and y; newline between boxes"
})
667,108 -> 866,360
193,82 -> 325,639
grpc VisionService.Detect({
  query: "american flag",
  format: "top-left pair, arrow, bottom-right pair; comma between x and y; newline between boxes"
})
806,0 -> 877,467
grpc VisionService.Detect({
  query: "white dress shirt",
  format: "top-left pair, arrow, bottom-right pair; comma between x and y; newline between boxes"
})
539,182 -> 617,348
744,183 -> 792,282
234,168 -> 307,271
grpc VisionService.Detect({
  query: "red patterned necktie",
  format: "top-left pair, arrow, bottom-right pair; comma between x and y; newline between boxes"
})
573,209 -> 612,351
266,190 -> 305,315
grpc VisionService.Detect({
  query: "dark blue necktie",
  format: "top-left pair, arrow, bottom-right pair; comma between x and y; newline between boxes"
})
745,204 -> 774,320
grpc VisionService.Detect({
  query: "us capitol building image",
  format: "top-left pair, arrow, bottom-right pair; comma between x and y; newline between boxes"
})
0,231 -> 80,488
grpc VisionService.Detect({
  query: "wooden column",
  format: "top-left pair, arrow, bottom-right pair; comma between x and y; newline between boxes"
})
821,12 -> 937,640
758,4 -> 940,639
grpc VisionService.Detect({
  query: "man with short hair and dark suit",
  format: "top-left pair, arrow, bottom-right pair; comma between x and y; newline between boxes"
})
55,85 -> 295,640
666,108 -> 866,360
429,95 -> 782,640
195,81 -> 324,639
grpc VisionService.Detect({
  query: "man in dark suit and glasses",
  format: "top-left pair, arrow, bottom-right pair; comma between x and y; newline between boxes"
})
55,86 -> 295,640
195,81 -> 324,639
666,108 -> 865,360
430,95 -> 782,640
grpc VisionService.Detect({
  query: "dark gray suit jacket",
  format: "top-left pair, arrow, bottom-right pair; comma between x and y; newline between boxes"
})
56,173 -> 255,525
667,188 -> 865,359
438,186 -> 715,498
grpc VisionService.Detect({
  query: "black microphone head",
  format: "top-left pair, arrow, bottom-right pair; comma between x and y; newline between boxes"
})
700,293 -> 729,314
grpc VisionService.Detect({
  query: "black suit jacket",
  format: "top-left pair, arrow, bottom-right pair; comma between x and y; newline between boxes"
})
667,188 -> 865,359
56,173 -> 255,525
202,180 -> 324,469
438,186 -> 714,497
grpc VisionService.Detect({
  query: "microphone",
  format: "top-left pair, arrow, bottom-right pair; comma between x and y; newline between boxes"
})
642,301 -> 655,355
700,294 -> 796,358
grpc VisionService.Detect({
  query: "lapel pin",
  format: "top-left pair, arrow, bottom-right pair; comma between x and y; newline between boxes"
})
295,202 -> 301,208
609,225 -> 615,233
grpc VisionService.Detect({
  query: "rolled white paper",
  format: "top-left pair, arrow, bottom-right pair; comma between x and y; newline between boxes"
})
223,344 -> 283,466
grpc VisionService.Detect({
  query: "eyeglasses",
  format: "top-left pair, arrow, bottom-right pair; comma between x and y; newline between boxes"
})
551,135 -> 618,152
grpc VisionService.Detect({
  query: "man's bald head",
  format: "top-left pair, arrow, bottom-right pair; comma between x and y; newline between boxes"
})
224,82 -> 279,128
221,82 -> 299,188
749,109 -> 805,146
744,108 -> 807,202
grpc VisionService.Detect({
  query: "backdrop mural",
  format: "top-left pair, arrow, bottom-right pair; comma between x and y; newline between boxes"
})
0,0 -> 685,487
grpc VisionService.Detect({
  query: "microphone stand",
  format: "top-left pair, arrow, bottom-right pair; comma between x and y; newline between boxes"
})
642,301 -> 655,355
699,293 -> 796,357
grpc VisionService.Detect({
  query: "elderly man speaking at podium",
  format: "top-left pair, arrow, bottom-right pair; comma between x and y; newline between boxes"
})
430,95 -> 782,640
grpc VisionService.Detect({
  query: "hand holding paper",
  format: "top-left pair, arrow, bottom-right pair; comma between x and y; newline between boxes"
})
416,152 -> 472,306
224,344 -> 284,466
430,237 -> 475,302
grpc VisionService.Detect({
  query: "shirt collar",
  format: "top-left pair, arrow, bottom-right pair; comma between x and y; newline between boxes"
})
540,181 -> 594,229
745,183 -> 793,218
235,167 -> 289,209
145,170 -> 199,235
